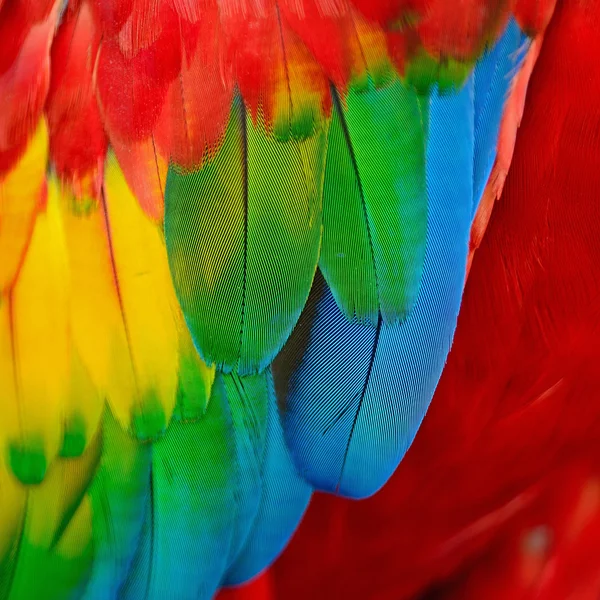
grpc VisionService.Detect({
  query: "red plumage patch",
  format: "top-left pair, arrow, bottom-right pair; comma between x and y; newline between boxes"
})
46,1 -> 108,197
87,0 -> 555,173
0,5 -> 56,163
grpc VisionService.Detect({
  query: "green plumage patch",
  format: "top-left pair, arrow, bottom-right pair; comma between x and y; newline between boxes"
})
165,97 -> 327,375
320,79 -> 428,325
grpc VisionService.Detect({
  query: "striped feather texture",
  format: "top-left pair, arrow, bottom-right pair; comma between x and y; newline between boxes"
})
223,371 -> 312,586
164,98 -> 327,375
319,81 -> 427,325
83,410 -> 152,599
275,76 -> 477,498
118,378 -> 237,600
0,2 -> 550,598
274,19 -> 527,499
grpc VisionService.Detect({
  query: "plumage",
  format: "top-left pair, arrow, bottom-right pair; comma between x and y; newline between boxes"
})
275,76 -> 476,498
274,26 -> 530,496
0,0 -> 574,598
84,411 -> 151,599
64,155 -> 180,442
0,119 -> 48,294
224,373 -> 270,566
264,2 -> 600,598
46,0 -> 107,198
319,80 -> 427,325
0,3 -> 57,159
1,174 -> 71,485
164,98 -> 327,375
119,377 -> 237,600
472,18 -> 528,213
1,431 -> 100,600
223,371 -> 312,586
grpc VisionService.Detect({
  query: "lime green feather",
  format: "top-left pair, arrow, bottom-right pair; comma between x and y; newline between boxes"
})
84,410 -> 152,599
319,80 -> 428,325
165,97 -> 328,376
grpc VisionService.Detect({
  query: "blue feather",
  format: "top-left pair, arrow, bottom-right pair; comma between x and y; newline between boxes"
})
223,370 -> 312,585
274,78 -> 476,499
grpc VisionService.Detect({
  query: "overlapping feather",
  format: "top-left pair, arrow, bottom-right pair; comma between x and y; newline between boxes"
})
274,20 -> 528,499
0,1 -> 557,598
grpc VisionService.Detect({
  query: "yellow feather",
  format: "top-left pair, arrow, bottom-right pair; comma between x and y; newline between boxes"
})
60,188 -> 138,438
0,177 -> 70,484
63,155 -> 180,440
61,348 -> 104,458
0,119 -> 49,292
104,154 -> 180,438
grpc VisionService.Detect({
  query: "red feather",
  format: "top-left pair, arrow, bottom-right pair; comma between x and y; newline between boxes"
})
46,0 -> 107,197
0,4 -> 57,165
154,8 -> 233,170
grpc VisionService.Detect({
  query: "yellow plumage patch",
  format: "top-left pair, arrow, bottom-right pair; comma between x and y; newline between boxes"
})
0,119 -> 49,293
62,155 -> 180,440
0,176 -> 71,484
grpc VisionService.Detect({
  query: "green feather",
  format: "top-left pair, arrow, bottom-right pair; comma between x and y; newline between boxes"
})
84,409 -> 152,599
224,372 -> 270,565
319,79 -> 428,325
165,97 -> 328,375
119,376 -> 236,599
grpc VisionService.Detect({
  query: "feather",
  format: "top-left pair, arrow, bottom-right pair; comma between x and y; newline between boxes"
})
118,370 -> 287,598
514,0 -> 557,35
468,32 -> 543,276
319,79 -> 427,325
0,464 -> 26,582
0,2 -> 57,155
270,4 -> 600,598
119,376 -> 237,600
0,118 -> 47,293
164,97 -> 327,375
0,174 -> 71,485
274,76 -> 476,498
220,3 -> 331,143
472,18 -> 528,215
46,0 -> 107,199
1,431 -> 101,600
154,7 -> 233,172
223,369 -> 312,586
84,409 -> 152,599
225,373 -> 270,566
172,314 -> 216,422
109,136 -> 167,222
60,348 -> 104,459
94,6 -> 180,145
64,154 -> 180,441
280,1 -> 396,92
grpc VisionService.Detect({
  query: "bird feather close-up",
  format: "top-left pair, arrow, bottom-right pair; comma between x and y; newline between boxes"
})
0,0 -> 598,598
